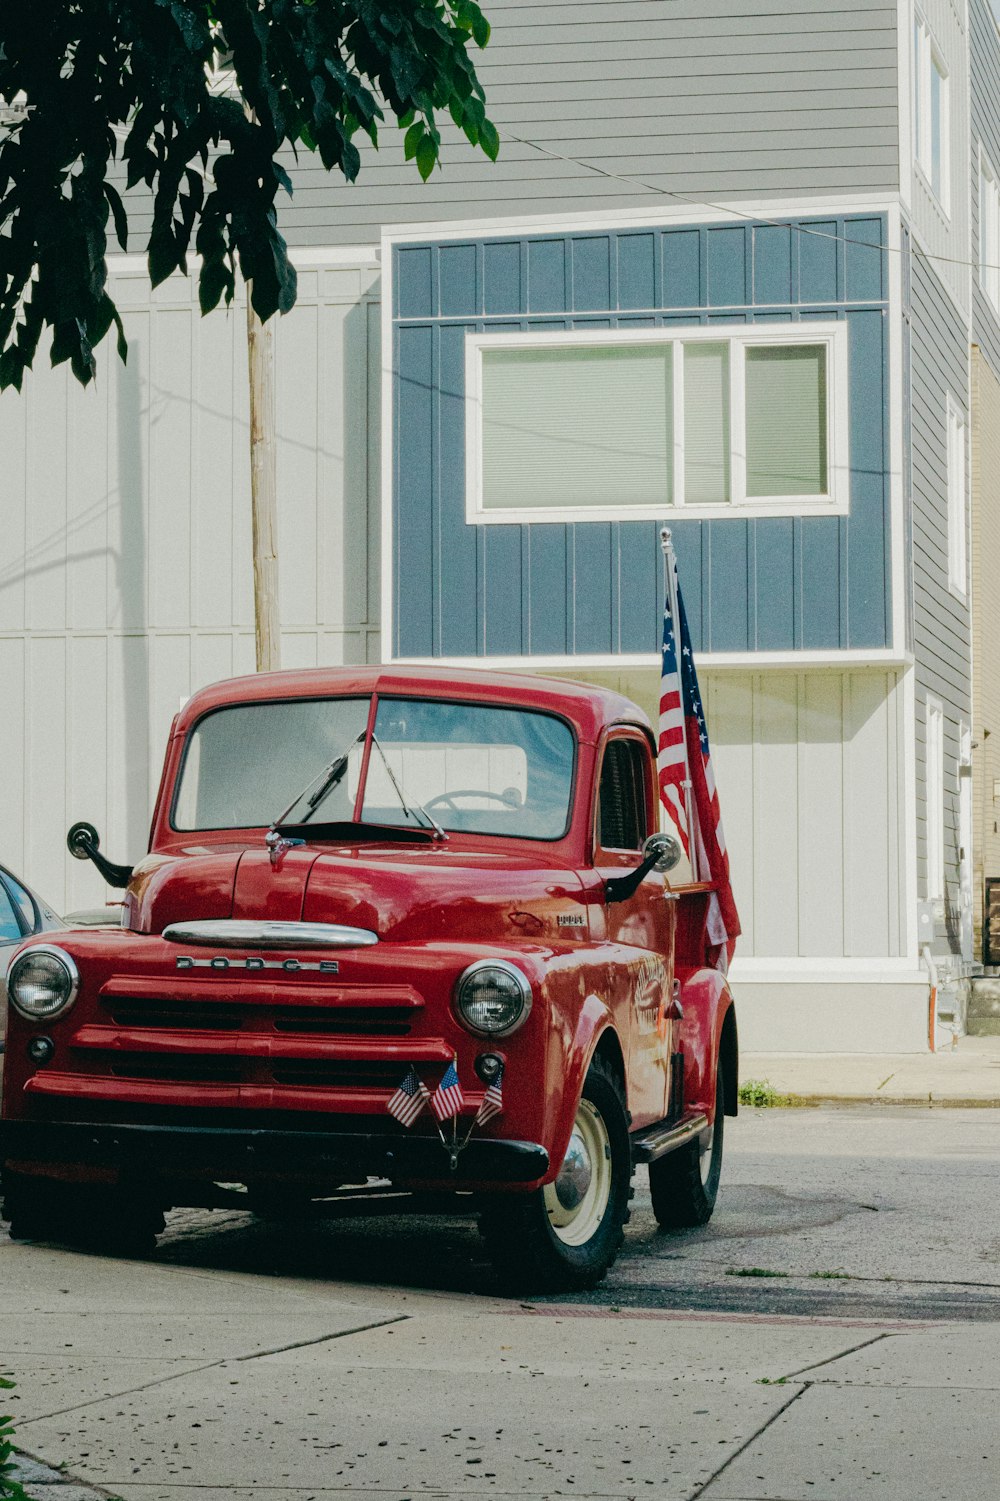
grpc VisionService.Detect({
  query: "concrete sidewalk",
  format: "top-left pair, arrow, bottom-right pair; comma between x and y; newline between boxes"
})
4,1236 -> 1000,1501
740,1033 -> 1000,1105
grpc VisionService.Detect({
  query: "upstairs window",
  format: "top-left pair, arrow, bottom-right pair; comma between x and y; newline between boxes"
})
467,324 -> 847,524
914,15 -> 949,211
981,150 -> 1000,311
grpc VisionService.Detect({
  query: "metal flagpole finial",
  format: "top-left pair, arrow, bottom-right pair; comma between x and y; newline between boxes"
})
660,525 -> 673,555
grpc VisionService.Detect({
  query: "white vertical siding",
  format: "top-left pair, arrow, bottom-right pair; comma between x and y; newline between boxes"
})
0,253 -> 381,911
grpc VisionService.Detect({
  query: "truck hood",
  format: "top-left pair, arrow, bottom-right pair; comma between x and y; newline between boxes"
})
126,843 -> 589,945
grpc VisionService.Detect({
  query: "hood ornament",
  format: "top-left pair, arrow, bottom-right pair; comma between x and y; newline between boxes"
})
265,828 -> 305,869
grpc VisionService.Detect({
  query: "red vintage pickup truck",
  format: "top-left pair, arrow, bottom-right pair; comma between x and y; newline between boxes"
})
0,666 -> 737,1290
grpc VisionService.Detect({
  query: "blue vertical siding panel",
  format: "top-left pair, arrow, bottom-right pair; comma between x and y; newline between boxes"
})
800,516 -> 843,647
483,241 -> 521,315
618,522 -> 660,652
483,528 -> 524,655
671,523 -> 705,649
846,307 -> 889,646
392,213 -> 890,661
798,221 -> 839,303
845,218 -> 885,302
527,526 -> 569,655
662,230 -> 700,308
706,522 -> 750,651
572,525 -> 614,653
528,240 -> 568,312
438,245 -> 478,317
394,325 -> 435,655
396,247 -> 435,318
706,227 -> 748,306
617,233 -> 656,311
754,519 -> 796,649
572,236 -> 612,311
753,225 -> 793,305
437,324 -> 478,656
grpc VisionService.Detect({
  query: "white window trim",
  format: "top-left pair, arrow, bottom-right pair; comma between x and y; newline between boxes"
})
980,143 -> 1000,313
925,695 -> 945,902
913,12 -> 950,218
464,321 -> 850,526
946,393 -> 967,600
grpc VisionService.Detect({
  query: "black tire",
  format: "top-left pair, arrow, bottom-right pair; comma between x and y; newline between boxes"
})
649,1056 -> 725,1229
479,1054 -> 632,1293
2,1176 -> 164,1256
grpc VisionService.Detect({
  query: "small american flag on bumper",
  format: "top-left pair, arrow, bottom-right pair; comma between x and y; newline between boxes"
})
431,1059 -> 465,1122
386,1066 -> 431,1127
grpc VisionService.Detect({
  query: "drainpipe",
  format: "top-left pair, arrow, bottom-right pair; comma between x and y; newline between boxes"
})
921,943 -> 939,1053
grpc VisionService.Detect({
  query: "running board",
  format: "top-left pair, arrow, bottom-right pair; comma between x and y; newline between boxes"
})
630,1112 -> 709,1165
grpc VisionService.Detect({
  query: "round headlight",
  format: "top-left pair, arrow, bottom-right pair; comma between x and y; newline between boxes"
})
455,960 -> 532,1038
6,946 -> 80,1021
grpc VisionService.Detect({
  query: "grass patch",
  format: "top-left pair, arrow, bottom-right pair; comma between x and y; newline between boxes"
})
756,1376 -> 789,1385
738,1078 -> 795,1108
809,1270 -> 849,1280
725,1267 -> 789,1279
1,1379 -> 29,1501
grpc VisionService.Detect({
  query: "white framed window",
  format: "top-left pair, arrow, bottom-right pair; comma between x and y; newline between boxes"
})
464,323 -> 849,525
913,14 -> 950,213
946,395 -> 967,598
925,697 -> 944,901
980,147 -> 1000,311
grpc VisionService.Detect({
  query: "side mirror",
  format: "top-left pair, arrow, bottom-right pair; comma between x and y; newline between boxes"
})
67,822 -> 134,890
642,832 -> 683,873
604,831 -> 683,905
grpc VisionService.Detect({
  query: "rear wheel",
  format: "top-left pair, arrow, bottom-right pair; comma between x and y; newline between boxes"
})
649,1056 -> 725,1229
479,1054 -> 632,1293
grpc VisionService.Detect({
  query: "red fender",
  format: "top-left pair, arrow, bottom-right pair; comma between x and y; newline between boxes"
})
544,992 -> 617,1185
677,966 -> 737,1123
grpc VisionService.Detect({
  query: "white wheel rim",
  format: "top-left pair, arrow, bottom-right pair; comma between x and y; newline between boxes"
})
698,1123 -> 715,1186
543,1098 -> 612,1247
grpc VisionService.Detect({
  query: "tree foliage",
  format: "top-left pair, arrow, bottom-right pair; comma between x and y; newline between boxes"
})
0,1 -> 497,389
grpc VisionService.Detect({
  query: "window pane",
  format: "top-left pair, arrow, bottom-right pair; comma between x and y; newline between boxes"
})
684,343 -> 730,504
746,345 -> 828,498
930,58 -> 943,199
480,344 -> 672,511
0,881 -> 21,945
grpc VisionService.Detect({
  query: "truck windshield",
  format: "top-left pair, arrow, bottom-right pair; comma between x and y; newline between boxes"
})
172,695 -> 575,840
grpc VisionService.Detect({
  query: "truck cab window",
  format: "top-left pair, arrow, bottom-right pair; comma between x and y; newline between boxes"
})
598,739 -> 648,852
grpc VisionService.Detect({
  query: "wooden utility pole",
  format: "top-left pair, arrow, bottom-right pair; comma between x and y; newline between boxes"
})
246,290 -> 281,672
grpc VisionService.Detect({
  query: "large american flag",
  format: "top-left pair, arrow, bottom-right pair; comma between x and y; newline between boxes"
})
658,554 -> 741,967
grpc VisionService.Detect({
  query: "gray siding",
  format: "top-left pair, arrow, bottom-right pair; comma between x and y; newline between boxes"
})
971,0 -> 1000,378
119,1 -> 899,248
909,249 -> 971,953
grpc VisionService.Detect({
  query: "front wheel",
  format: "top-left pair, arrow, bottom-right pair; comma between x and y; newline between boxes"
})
649,1055 -> 725,1229
2,1176 -> 164,1256
479,1054 -> 632,1292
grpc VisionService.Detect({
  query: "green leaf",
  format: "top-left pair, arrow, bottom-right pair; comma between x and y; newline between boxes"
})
403,120 -> 423,161
415,132 -> 437,181
478,117 -> 499,161
103,183 -> 129,252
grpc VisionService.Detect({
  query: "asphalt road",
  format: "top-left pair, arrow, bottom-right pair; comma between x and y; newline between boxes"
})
142,1104 -> 1000,1319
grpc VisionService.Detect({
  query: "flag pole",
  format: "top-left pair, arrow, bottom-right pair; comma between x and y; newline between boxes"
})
660,526 -> 700,881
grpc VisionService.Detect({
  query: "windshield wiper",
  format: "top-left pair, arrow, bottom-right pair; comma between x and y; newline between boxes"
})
269,732 -> 366,831
370,734 -> 448,841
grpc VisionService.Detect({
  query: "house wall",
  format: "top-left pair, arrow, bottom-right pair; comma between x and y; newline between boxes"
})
0,253 -> 382,912
970,0 -> 1000,377
390,213 -> 892,662
117,2 -> 901,250
908,247 -> 972,962
971,348 -> 1000,958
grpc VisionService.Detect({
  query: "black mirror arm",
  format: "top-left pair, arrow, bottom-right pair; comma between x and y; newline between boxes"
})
604,849 -> 662,905
66,822 -> 134,890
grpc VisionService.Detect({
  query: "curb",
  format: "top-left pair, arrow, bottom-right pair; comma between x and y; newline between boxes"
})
12,1451 -> 113,1501
753,1092 -> 1000,1109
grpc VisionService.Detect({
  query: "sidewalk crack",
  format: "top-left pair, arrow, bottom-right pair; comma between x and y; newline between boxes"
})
17,1314 -> 408,1425
775,1329 -> 893,1382
689,1381 -> 809,1499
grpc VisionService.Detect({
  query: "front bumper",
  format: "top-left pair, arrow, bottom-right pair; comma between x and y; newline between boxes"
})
0,1119 -> 549,1188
